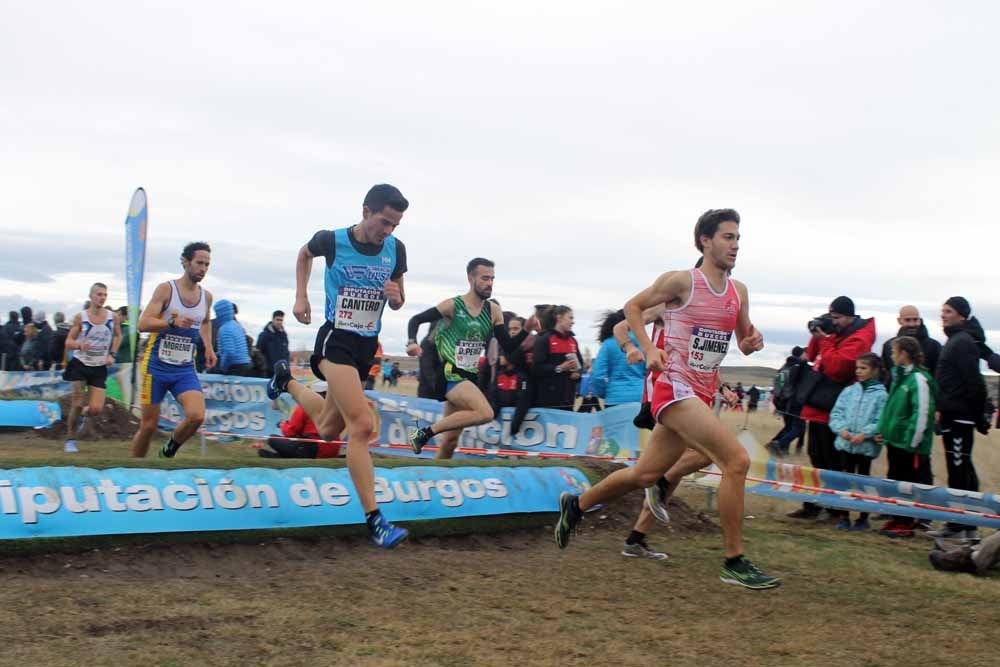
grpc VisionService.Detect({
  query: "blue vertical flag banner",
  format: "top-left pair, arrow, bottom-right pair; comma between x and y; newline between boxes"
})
123,187 -> 148,407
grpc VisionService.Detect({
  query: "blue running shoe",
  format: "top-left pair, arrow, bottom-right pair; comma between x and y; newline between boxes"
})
369,516 -> 408,549
267,360 -> 292,400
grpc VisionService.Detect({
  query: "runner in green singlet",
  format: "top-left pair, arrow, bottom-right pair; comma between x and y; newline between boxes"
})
405,257 -> 537,458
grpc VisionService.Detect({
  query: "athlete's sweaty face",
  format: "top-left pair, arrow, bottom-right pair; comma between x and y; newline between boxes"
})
90,287 -> 108,309
184,250 -> 211,283
470,266 -> 495,300
362,206 -> 403,243
703,221 -> 740,270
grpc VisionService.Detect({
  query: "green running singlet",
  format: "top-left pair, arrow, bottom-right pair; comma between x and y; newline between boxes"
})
435,297 -> 493,383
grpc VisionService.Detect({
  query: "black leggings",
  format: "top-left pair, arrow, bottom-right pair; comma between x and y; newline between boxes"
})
838,451 -> 874,521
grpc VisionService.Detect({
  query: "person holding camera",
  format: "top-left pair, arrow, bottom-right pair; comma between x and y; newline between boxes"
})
927,297 -> 991,541
788,296 -> 876,520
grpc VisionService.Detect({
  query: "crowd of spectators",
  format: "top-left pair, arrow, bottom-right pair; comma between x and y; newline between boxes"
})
1,305 -> 132,371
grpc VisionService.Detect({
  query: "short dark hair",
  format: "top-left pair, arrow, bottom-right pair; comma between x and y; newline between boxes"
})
182,241 -> 211,260
892,336 -> 925,367
272,310 -> 285,319
857,352 -> 882,371
363,184 -> 409,214
694,209 -> 740,252
467,257 -> 494,276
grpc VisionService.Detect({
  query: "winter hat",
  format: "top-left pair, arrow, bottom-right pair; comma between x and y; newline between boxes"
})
945,296 -> 971,319
791,346 -> 805,357
33,311 -> 46,323
829,296 -> 855,317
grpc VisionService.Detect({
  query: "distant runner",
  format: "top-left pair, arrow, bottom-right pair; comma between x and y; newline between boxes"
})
131,242 -> 215,459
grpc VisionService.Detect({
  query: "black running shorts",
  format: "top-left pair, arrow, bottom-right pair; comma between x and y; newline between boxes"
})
62,357 -> 109,389
311,321 -> 379,382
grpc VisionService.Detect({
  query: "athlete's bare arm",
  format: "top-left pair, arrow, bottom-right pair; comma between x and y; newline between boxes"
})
732,281 -> 764,356
435,298 -> 455,320
623,271 -> 690,373
109,312 -> 123,364
614,304 -> 665,361
384,275 -> 405,310
293,243 -> 315,325
202,290 -> 217,369
65,313 -> 84,351
137,283 -> 173,333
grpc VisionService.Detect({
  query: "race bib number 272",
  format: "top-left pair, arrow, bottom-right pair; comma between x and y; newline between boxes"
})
335,286 -> 384,333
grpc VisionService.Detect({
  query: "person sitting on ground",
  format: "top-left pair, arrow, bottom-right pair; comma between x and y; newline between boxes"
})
261,383 -> 343,458
929,530 -> 1000,576
827,352 -> 888,531
875,336 -> 937,539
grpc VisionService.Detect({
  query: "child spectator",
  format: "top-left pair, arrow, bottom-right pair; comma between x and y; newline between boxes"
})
876,336 -> 937,538
828,352 -> 888,531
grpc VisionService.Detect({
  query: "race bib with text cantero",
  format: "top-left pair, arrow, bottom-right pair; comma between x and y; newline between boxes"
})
688,326 -> 731,373
335,286 -> 384,333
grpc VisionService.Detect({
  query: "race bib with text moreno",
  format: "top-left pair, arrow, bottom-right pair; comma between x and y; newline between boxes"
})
159,334 -> 195,365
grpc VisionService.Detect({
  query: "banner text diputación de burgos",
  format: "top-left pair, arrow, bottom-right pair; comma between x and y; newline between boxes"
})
0,475 -> 510,525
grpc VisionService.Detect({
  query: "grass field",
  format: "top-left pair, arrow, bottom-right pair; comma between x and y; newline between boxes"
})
1,382 -> 998,666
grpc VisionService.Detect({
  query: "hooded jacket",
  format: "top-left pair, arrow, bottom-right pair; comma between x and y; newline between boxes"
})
878,364 -> 937,455
590,333 -> 645,406
531,329 -> 584,409
828,378 -> 887,457
882,323 -> 942,378
801,316 -> 877,424
256,322 -> 289,370
214,300 -> 250,371
935,317 -> 988,424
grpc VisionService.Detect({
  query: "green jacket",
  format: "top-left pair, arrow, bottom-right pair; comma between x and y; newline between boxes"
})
877,365 -> 937,455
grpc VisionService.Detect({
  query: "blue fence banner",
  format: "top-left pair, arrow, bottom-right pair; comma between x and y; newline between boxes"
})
0,465 -> 591,540
688,432 -> 1000,529
158,375 -> 296,436
0,400 -> 61,428
1,367 -> 132,403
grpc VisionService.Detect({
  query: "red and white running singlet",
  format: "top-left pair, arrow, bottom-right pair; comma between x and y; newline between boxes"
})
654,269 -> 740,404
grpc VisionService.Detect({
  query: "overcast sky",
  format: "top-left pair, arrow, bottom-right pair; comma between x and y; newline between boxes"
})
3,1 -> 999,369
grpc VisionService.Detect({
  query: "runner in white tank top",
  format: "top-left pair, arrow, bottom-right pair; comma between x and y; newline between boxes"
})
62,282 -> 123,453
556,209 -> 780,589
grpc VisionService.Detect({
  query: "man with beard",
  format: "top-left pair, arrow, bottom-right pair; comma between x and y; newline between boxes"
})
882,305 -> 942,377
405,258 -> 535,458
131,242 -> 217,458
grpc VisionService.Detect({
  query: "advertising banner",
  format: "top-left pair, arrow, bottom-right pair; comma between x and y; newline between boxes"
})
0,464 -> 591,539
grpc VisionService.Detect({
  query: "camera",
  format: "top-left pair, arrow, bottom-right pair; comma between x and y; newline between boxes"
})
808,313 -> 835,334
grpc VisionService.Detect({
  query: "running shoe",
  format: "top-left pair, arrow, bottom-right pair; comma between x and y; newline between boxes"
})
720,556 -> 781,590
835,517 -> 852,531
158,440 -> 182,459
266,360 -> 292,400
368,516 -> 408,549
621,541 -> 668,561
408,427 -> 431,455
554,492 -> 582,549
849,518 -> 871,532
63,440 -> 79,453
645,478 -> 672,525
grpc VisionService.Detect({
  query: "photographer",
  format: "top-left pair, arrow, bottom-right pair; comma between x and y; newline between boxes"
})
788,296 -> 876,520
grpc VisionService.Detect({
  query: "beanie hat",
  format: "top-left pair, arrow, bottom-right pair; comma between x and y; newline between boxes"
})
791,346 -> 805,357
945,296 -> 971,319
829,296 -> 855,317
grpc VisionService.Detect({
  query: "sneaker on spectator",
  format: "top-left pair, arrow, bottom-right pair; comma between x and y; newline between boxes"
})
835,517 -> 852,531
63,440 -> 79,453
913,519 -> 933,532
787,507 -> 820,520
621,541 -> 669,561
926,526 -> 970,539
884,525 -> 914,539
849,518 -> 871,532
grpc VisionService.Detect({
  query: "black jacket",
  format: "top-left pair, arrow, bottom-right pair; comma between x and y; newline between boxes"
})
33,321 -> 53,370
882,323 -> 942,378
531,330 -> 584,409
256,324 -> 290,370
935,317 -> 989,424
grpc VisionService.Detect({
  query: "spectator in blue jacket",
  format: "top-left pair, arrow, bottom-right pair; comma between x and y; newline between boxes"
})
214,299 -> 251,375
591,309 -> 645,406
256,310 -> 290,372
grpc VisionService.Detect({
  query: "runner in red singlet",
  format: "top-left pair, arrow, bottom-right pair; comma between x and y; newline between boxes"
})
555,209 -> 780,589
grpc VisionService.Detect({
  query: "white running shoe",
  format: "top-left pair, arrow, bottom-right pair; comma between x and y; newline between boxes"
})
645,485 -> 671,525
64,440 -> 79,453
621,541 -> 669,560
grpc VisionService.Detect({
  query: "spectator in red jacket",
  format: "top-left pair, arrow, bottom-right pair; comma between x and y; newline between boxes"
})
261,383 -> 342,458
789,296 -> 876,519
